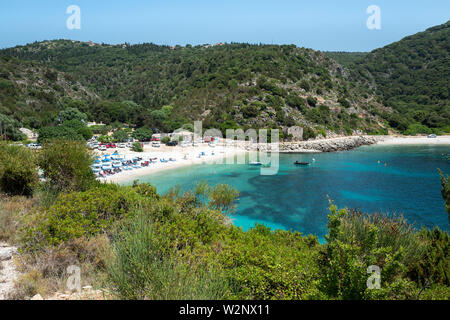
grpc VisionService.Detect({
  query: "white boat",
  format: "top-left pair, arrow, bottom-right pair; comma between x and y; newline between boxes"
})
249,161 -> 262,166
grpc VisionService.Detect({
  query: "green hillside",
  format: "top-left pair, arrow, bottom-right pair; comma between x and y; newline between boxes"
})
351,21 -> 450,134
1,21 -> 449,139
1,40 -> 386,137
0,54 -> 98,129
325,52 -> 368,67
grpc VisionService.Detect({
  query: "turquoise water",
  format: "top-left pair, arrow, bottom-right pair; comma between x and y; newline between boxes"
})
124,145 -> 450,241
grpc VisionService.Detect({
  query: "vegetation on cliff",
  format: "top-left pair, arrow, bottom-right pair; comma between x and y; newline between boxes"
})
0,142 -> 448,300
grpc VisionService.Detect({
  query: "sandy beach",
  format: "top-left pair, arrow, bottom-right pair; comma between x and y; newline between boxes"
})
377,135 -> 450,145
97,135 -> 450,184
98,143 -> 248,184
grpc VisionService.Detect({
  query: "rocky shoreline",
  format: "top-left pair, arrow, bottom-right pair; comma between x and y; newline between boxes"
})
245,135 -> 385,153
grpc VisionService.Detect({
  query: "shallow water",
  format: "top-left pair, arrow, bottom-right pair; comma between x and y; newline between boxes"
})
123,145 -> 450,241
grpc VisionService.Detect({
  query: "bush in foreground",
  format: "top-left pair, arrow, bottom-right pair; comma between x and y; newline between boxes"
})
39,140 -> 96,193
13,180 -> 450,300
0,143 -> 38,196
20,183 -> 158,249
106,208 -> 229,299
319,204 -> 449,299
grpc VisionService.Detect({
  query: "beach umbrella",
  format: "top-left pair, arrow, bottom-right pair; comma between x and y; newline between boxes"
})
94,160 -> 100,163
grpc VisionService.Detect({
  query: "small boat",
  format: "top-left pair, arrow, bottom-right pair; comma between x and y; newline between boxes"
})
294,161 -> 310,166
249,161 -> 262,166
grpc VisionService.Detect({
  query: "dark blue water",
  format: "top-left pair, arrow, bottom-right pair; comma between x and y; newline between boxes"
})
126,145 -> 450,241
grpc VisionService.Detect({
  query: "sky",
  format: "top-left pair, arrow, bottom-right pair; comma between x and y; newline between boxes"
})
0,0 -> 449,51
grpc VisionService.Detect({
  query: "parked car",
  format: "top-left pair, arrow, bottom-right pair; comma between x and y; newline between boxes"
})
106,143 -> 117,148
428,134 -> 437,138
151,137 -> 160,141
88,142 -> 99,149
117,143 -> 126,148
126,142 -> 133,148
99,145 -> 107,151
166,141 -> 178,146
152,141 -> 161,147
26,143 -> 41,150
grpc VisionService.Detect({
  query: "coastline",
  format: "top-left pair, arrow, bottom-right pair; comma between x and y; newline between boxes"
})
100,135 -> 450,184
376,135 -> 450,145
101,145 -> 248,184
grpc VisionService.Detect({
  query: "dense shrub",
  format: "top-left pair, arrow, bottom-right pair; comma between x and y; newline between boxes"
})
0,113 -> 24,141
286,94 -> 305,110
404,123 -> 432,135
39,140 -> 96,193
306,96 -> 317,107
37,126 -> 84,143
242,105 -> 259,118
0,143 -> 38,196
106,208 -> 229,299
219,225 -> 321,299
20,183 -> 157,248
161,136 -> 170,144
131,142 -> 143,152
318,204 -> 449,299
131,127 -> 153,142
112,129 -> 129,142
302,126 -> 317,140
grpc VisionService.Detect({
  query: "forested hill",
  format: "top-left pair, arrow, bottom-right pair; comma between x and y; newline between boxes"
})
325,52 -> 368,67
349,21 -> 450,134
1,41 -> 386,137
0,55 -> 98,129
1,21 -> 449,139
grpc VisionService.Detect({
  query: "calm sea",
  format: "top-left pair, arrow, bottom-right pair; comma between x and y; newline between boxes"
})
123,145 -> 450,241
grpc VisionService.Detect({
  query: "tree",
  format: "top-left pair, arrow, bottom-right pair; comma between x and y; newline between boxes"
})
59,107 -> 87,123
132,127 -> 153,142
131,142 -> 143,152
63,119 -> 93,140
77,126 -> 93,140
37,126 -> 84,143
286,94 -> 305,110
0,114 -> 24,141
303,126 -> 317,140
161,136 -> 170,144
113,129 -> 129,143
39,140 -> 96,193
0,143 -> 38,196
